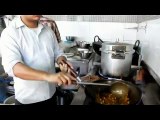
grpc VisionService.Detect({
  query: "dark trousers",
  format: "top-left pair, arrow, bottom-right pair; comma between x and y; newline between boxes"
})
15,89 -> 74,105
15,91 -> 58,105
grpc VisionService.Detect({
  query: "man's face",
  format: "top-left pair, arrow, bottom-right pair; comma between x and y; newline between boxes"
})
21,15 -> 42,22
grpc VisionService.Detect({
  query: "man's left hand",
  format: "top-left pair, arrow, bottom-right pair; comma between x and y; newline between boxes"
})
59,60 -> 73,73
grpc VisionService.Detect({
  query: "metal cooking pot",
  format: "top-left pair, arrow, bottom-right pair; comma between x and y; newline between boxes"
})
84,79 -> 142,105
78,41 -> 90,49
77,48 -> 92,59
101,42 -> 135,77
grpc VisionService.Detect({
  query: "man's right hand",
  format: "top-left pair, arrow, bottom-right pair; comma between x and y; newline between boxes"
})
45,72 -> 76,86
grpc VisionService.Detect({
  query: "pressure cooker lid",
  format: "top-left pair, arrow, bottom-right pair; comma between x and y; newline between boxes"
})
101,42 -> 134,52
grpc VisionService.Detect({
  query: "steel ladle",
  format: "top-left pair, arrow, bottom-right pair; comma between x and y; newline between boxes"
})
77,81 -> 129,98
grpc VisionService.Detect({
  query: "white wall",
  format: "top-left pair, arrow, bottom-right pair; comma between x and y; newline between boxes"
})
56,21 -> 137,44
137,18 -> 160,84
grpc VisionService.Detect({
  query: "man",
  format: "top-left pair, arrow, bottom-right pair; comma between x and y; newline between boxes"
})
0,15 -> 76,105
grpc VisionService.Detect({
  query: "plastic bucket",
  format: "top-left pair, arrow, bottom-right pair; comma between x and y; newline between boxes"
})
3,95 -> 15,105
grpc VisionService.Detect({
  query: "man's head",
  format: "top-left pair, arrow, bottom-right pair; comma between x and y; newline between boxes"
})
21,15 -> 42,22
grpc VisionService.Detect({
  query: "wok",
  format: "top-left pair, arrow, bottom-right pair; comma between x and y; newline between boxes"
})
84,79 -> 142,105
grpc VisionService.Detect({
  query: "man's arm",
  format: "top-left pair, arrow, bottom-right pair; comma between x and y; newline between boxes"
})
13,62 -> 76,85
13,62 -> 49,81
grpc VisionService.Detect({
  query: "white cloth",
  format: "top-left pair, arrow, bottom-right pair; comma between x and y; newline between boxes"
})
0,16 -> 65,104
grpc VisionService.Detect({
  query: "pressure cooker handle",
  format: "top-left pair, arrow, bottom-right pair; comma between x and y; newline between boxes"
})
102,50 -> 133,54
94,35 -> 103,43
134,40 -> 140,49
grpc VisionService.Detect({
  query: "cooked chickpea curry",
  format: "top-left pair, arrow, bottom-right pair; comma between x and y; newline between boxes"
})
96,92 -> 130,105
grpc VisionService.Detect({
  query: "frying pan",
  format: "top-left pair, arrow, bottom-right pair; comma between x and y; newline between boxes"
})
84,79 -> 142,105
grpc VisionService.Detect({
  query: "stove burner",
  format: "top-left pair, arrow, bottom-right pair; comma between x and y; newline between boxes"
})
98,68 -> 122,80
97,67 -> 132,82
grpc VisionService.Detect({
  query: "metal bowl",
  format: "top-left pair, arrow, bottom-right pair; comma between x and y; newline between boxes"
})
77,41 -> 90,49
3,95 -> 15,105
77,48 -> 92,59
66,36 -> 76,42
79,43 -> 90,49
60,84 -> 79,91
79,52 -> 92,59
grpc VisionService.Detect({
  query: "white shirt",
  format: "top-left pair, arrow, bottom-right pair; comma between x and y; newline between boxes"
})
0,16 -> 65,104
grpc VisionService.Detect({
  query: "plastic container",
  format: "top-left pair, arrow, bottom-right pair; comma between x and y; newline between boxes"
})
3,95 -> 15,105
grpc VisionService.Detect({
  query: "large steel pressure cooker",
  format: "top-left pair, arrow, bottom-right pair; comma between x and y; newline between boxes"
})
101,42 -> 135,77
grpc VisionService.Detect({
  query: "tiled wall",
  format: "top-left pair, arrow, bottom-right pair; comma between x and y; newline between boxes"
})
44,15 -> 160,23
44,15 -> 138,23
137,15 -> 160,23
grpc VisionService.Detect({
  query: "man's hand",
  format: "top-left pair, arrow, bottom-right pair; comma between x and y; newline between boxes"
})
59,60 -> 73,73
57,56 -> 77,78
45,72 -> 76,86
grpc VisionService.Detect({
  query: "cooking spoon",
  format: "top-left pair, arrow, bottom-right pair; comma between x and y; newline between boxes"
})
77,81 -> 129,98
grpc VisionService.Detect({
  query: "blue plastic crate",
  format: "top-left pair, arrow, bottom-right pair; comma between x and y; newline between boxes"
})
0,83 -> 7,103
0,76 -> 13,103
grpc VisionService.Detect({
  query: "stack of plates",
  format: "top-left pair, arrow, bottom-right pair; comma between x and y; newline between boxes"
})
6,80 -> 15,95
6,85 -> 15,95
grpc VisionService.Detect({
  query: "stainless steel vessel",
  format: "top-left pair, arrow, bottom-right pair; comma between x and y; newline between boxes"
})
67,57 -> 90,76
101,42 -> 135,77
